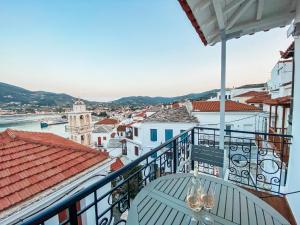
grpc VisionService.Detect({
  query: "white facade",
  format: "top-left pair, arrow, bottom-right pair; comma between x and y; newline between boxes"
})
92,126 -> 114,148
67,100 -> 92,146
268,60 -> 293,98
125,121 -> 197,161
191,111 -> 265,133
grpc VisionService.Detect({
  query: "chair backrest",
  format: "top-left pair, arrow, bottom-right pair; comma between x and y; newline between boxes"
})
191,145 -> 224,168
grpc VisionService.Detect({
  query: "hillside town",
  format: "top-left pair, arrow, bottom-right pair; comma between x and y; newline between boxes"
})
1,1 -> 300,225
0,40 -> 295,224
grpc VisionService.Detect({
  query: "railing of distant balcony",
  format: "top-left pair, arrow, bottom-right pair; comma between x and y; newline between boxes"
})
21,127 -> 292,225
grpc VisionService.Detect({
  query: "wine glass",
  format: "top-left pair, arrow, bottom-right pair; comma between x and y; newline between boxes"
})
201,183 -> 216,225
186,180 -> 203,224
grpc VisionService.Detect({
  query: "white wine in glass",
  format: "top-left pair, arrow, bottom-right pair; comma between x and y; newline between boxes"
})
201,183 -> 216,225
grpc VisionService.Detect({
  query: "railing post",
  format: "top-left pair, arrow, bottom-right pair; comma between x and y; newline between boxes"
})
68,203 -> 79,225
173,139 -> 177,173
191,128 -> 195,170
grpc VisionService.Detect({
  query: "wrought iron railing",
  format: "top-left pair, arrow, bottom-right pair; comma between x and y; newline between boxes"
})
20,127 -> 292,225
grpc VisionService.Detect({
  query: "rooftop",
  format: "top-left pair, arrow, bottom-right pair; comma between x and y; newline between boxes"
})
95,118 -> 119,126
235,91 -> 268,97
110,158 -> 124,172
92,126 -> 113,133
264,96 -> 292,106
143,107 -> 198,123
192,100 -> 260,112
0,129 -> 108,213
246,94 -> 271,104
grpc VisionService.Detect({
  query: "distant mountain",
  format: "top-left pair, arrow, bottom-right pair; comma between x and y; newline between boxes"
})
1,81 -> 265,108
0,82 -> 79,107
111,89 -> 219,106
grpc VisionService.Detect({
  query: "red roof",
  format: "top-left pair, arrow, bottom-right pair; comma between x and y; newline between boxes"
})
135,111 -> 146,118
172,102 -> 180,109
117,125 -> 126,132
192,101 -> 260,112
264,96 -> 292,106
280,42 -> 294,59
95,118 -> 119,125
246,94 -> 271,104
0,129 -> 108,212
110,158 -> 124,172
235,91 -> 268,98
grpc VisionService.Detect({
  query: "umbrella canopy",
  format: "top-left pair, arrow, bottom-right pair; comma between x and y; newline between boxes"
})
179,0 -> 296,45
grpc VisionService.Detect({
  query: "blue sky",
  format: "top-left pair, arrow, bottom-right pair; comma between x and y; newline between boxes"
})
0,0 -> 293,101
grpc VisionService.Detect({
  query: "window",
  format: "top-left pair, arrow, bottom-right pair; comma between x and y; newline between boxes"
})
180,129 -> 188,143
134,146 -> 139,156
150,129 -> 157,142
134,127 -> 138,137
122,147 -> 127,155
103,136 -> 106,141
165,129 -> 173,141
226,125 -> 232,135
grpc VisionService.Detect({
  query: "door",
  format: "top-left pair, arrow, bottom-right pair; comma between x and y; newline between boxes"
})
98,136 -> 102,146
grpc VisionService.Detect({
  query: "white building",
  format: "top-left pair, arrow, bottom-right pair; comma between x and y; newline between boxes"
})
187,100 -> 264,133
92,118 -> 119,148
122,107 -> 198,161
268,59 -> 293,99
66,100 -> 92,146
0,129 -> 116,225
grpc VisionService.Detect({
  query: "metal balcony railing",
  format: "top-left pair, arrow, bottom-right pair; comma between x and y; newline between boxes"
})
20,127 -> 292,225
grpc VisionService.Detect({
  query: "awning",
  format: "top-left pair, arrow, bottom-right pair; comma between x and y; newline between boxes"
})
179,0 -> 296,45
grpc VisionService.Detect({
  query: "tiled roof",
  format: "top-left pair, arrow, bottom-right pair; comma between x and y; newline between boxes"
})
264,96 -> 291,106
235,91 -> 268,98
246,94 -> 271,104
117,125 -> 126,132
110,158 -> 124,171
95,118 -> 119,125
0,129 -> 108,212
143,107 -> 198,123
192,101 -> 260,112
280,42 -> 294,59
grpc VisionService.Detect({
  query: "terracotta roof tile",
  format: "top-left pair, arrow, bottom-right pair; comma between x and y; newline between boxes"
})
192,100 -> 260,112
110,158 -> 124,171
234,91 -> 268,98
264,96 -> 292,106
0,129 -> 108,212
246,94 -> 271,103
95,118 -> 119,125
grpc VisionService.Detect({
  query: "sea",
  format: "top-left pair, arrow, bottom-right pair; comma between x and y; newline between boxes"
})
0,114 -> 68,138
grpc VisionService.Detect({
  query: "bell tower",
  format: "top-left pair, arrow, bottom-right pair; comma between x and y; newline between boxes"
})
66,99 -> 92,146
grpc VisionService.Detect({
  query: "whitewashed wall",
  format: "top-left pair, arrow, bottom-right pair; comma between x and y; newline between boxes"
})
125,122 -> 197,161
191,111 -> 263,133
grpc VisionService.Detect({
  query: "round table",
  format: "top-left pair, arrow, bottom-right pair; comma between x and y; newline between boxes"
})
127,173 -> 290,225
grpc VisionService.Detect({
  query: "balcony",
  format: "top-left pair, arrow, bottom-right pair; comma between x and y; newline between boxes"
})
21,127 -> 292,225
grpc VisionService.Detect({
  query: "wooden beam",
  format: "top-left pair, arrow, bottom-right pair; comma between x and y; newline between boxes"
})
202,0 -> 245,29
227,12 -> 295,36
269,105 -> 272,131
227,0 -> 255,30
256,0 -> 264,20
192,0 -> 210,12
212,0 -> 225,29
274,105 -> 278,132
282,106 -> 286,135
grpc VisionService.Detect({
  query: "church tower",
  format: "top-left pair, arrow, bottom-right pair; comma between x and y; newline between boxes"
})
66,99 -> 92,146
